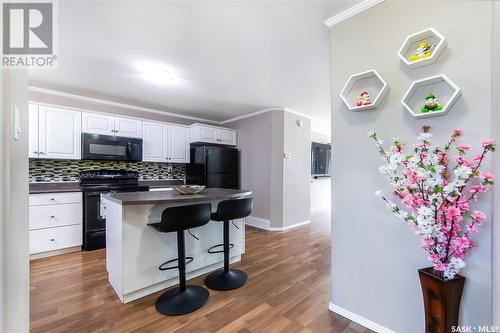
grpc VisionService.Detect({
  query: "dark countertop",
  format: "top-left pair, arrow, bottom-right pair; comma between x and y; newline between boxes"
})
103,188 -> 252,205
29,180 -> 185,194
29,182 -> 81,194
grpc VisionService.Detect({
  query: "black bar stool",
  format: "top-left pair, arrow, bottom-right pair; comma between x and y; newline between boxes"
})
205,198 -> 253,291
148,203 -> 212,316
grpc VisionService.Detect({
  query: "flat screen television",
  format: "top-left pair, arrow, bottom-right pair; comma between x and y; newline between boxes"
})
311,142 -> 331,177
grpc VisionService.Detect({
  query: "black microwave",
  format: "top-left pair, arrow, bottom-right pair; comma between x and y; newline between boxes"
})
82,133 -> 143,161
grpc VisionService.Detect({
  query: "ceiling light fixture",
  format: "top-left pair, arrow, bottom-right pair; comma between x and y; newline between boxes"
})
136,62 -> 177,85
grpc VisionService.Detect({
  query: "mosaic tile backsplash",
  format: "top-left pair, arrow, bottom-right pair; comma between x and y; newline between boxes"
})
29,159 -> 186,183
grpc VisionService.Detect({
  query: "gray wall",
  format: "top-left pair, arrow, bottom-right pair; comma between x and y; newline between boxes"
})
229,110 -> 311,228
1,71 -> 30,332
493,1 -> 500,326
283,112 -> 311,226
230,112 -> 273,221
270,111 -> 285,228
330,1 -> 494,330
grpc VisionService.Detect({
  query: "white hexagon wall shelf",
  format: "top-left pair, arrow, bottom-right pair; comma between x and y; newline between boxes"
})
398,27 -> 447,69
401,74 -> 461,119
339,69 -> 389,112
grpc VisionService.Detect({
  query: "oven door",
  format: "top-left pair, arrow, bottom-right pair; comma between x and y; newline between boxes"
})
83,190 -> 108,251
82,133 -> 142,161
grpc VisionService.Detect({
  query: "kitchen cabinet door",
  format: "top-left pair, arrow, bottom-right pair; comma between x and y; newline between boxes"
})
168,125 -> 190,163
38,106 -> 82,160
199,126 -> 217,143
217,128 -> 237,145
114,117 -> 142,138
29,103 -> 39,158
82,112 -> 115,136
142,122 -> 167,162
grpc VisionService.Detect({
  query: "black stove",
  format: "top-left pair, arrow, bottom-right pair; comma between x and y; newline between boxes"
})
80,170 -> 149,251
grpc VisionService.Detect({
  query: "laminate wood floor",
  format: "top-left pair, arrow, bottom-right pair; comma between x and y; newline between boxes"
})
30,210 -> 373,333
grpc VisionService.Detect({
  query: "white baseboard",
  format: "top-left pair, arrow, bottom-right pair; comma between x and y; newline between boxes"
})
328,303 -> 395,333
30,246 -> 81,260
245,216 -> 271,230
311,206 -> 331,213
245,216 -> 311,231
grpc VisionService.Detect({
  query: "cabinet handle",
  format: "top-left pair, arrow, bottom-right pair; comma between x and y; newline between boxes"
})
39,152 -> 45,155
50,198 -> 55,201
33,151 -> 39,154
50,239 -> 55,242
50,215 -> 55,218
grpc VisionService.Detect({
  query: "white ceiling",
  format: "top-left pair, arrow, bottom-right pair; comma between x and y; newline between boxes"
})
29,1 -> 360,134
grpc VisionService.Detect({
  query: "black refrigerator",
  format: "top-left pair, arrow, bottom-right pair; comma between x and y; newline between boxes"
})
186,145 -> 239,189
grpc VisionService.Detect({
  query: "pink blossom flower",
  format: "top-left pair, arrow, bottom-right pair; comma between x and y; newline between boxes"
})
455,236 -> 471,248
458,200 -> 470,211
469,185 -> 488,193
428,253 -> 440,263
472,154 -> 483,162
481,139 -> 494,148
479,172 -> 494,182
467,224 -> 478,234
445,206 -> 461,220
453,129 -> 464,137
472,210 -> 486,221
459,144 -> 471,151
435,263 -> 446,271
422,238 -> 435,248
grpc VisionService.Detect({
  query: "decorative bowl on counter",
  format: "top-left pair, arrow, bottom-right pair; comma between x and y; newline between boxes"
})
174,185 -> 206,195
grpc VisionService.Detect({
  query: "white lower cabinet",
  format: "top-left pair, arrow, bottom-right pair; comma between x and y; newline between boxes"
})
30,225 -> 82,255
29,192 -> 83,257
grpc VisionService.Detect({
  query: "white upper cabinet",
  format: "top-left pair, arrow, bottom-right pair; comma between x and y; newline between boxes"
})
38,105 -> 82,160
190,124 -> 237,146
142,121 -> 166,162
142,122 -> 190,163
82,112 -> 115,136
168,125 -> 190,163
82,113 -> 142,138
114,117 -> 142,138
218,128 -> 237,145
29,104 -> 39,158
199,126 -> 217,143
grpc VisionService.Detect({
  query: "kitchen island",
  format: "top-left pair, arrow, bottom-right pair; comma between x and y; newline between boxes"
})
102,188 -> 252,303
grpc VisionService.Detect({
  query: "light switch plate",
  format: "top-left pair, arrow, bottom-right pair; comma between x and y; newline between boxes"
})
13,106 -> 21,141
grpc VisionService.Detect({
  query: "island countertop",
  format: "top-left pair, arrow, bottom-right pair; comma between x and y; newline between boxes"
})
103,187 -> 252,205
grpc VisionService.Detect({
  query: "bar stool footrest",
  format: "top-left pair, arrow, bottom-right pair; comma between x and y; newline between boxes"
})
159,257 -> 194,271
207,243 -> 234,254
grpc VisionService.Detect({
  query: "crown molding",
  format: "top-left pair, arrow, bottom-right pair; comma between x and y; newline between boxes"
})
221,107 -> 312,125
28,86 -> 220,124
30,86 -> 318,128
324,0 -> 384,28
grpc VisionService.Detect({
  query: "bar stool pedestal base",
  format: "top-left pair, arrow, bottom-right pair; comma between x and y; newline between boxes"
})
205,269 -> 248,291
155,285 -> 209,316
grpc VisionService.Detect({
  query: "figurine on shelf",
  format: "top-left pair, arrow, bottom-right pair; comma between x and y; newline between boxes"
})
421,93 -> 443,113
356,90 -> 371,107
410,42 -> 436,62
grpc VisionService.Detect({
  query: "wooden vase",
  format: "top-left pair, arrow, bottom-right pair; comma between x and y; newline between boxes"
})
418,267 -> 465,333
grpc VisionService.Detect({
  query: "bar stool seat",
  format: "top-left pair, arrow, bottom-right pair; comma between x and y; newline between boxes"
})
205,198 -> 253,291
148,203 -> 212,316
